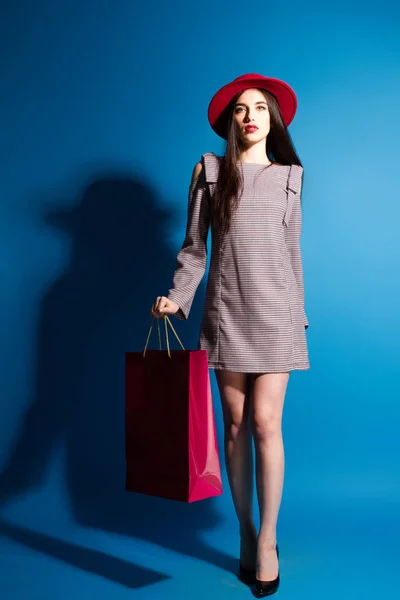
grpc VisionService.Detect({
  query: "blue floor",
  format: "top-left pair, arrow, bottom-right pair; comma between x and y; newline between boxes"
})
1,485 -> 398,599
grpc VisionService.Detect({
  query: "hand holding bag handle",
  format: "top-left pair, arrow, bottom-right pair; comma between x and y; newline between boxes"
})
143,315 -> 185,358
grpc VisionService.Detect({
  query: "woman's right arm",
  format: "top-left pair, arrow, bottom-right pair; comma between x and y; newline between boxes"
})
151,159 -> 211,320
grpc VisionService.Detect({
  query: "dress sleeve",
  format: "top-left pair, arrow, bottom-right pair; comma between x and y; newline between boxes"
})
283,165 -> 309,329
167,158 -> 210,320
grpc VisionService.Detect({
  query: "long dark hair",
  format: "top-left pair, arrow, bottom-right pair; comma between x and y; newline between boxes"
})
212,88 -> 303,236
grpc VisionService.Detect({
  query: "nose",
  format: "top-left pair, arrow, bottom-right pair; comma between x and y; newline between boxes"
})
243,111 -> 255,123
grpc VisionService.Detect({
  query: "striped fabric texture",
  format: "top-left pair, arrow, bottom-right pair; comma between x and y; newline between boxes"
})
167,152 -> 310,373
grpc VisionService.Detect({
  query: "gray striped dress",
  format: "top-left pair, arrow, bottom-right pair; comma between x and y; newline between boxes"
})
167,152 -> 310,373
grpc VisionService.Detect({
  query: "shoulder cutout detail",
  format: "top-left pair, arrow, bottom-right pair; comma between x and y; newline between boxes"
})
287,164 -> 303,195
201,152 -> 221,183
283,165 -> 304,227
191,161 -> 203,184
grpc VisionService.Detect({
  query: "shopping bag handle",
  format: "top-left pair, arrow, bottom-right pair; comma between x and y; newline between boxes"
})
143,315 -> 185,358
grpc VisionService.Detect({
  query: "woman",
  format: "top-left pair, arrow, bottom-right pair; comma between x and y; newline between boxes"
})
150,73 -> 310,597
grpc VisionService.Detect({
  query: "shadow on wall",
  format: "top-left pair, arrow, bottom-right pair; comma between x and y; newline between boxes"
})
0,174 -> 233,587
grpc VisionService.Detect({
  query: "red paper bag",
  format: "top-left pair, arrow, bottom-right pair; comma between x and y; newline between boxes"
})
125,316 -> 223,503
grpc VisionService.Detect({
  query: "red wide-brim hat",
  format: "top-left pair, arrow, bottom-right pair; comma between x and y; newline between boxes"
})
207,73 -> 298,139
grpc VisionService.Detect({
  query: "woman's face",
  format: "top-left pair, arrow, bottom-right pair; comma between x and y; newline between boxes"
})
233,88 -> 270,144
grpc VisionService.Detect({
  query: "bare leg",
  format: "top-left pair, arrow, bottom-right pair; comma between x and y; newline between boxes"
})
250,372 -> 290,581
215,369 -> 256,569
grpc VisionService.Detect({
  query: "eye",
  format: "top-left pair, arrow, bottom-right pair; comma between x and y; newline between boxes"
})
235,105 -> 267,114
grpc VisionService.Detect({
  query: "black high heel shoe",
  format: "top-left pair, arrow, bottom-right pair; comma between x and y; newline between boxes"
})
253,543 -> 280,597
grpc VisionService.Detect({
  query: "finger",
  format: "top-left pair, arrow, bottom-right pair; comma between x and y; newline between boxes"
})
157,297 -> 166,312
152,301 -> 162,316
154,299 -> 164,316
160,298 -> 170,313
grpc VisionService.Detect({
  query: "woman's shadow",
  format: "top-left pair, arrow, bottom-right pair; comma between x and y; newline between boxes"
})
0,172 -> 234,587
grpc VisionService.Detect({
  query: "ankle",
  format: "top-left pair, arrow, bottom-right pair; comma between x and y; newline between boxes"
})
239,520 -> 257,538
258,532 -> 277,547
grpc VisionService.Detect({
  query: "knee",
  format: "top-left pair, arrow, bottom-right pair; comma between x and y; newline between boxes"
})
224,412 -> 250,440
251,410 -> 281,442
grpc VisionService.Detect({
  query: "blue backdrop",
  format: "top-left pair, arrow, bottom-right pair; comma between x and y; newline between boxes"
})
1,1 -> 399,598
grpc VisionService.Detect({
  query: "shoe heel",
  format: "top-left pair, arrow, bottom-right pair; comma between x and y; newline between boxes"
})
253,542 -> 280,597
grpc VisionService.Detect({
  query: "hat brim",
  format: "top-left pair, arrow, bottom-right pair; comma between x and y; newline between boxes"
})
208,75 -> 297,139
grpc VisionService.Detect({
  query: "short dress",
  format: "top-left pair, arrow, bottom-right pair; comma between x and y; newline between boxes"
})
167,152 -> 310,373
